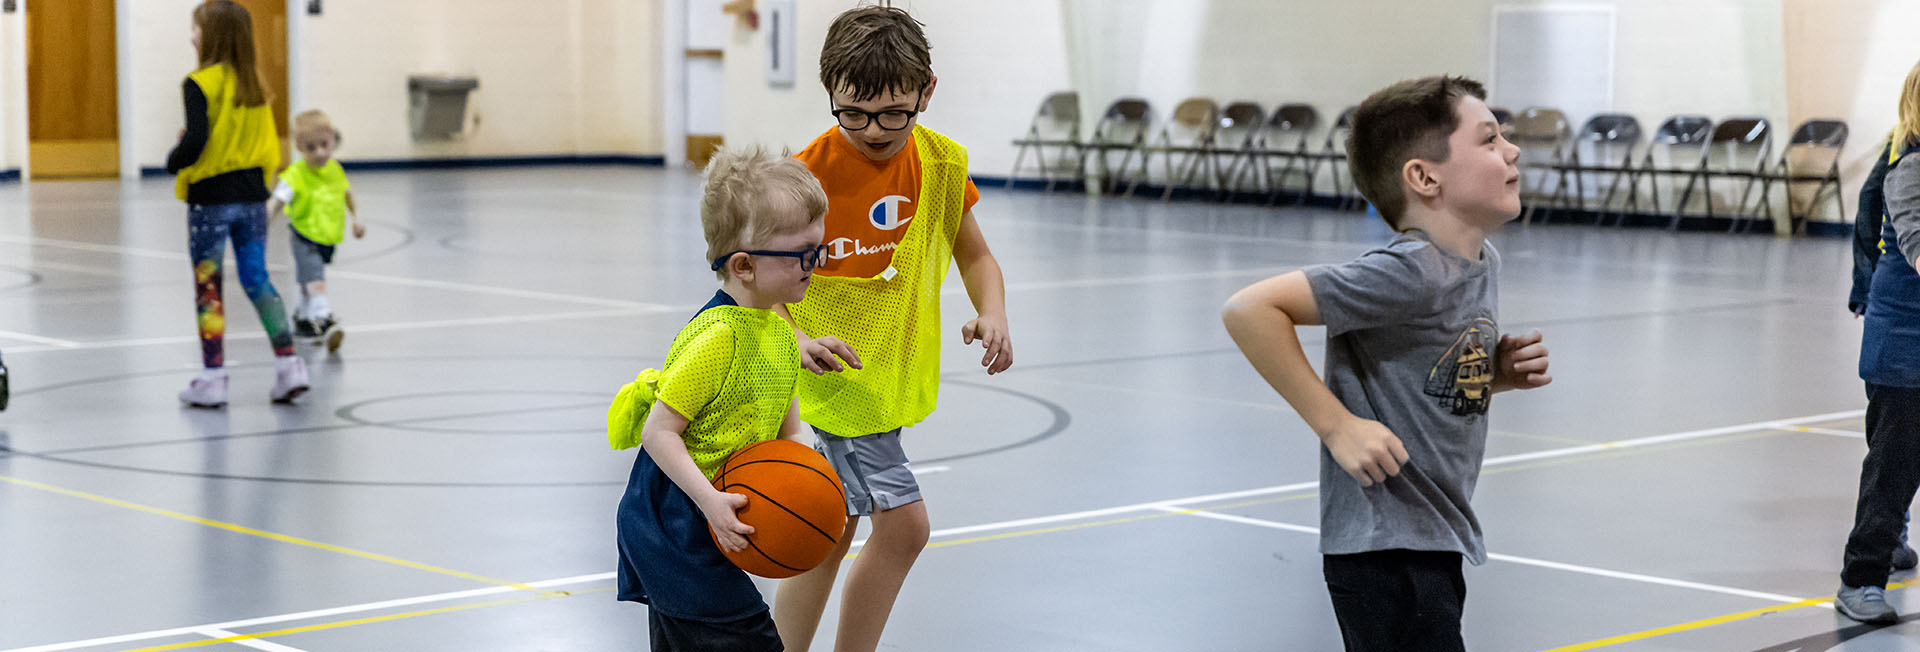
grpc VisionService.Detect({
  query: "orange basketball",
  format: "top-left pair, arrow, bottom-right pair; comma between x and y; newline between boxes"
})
710,439 -> 848,578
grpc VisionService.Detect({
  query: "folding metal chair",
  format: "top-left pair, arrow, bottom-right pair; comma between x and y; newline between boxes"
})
1701,117 -> 1773,232
1561,113 -> 1642,224
1209,101 -> 1265,200
1631,115 -> 1713,228
1007,91 -> 1084,193
1304,106 -> 1360,210
1244,103 -> 1320,205
1137,97 -> 1220,201
1086,98 -> 1154,196
1759,119 -> 1849,233
1510,107 -> 1572,223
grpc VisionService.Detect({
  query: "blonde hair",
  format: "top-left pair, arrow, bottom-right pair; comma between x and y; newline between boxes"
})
292,109 -> 340,144
1898,59 -> 1920,150
193,1 -> 268,108
701,146 -> 828,278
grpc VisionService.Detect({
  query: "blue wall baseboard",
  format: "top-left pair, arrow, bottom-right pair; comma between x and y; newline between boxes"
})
138,154 -> 666,178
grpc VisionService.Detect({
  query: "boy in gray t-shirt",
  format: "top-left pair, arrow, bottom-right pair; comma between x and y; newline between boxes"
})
1222,76 -> 1552,651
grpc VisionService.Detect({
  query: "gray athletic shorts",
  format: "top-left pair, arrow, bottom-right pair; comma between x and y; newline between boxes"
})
289,231 -> 334,284
812,427 -> 921,516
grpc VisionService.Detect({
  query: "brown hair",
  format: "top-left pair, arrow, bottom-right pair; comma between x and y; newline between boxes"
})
701,146 -> 829,279
818,6 -> 931,102
194,0 -> 269,108
1346,75 -> 1487,228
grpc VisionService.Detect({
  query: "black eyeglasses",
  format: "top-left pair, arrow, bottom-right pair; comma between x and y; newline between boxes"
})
710,245 -> 830,273
830,89 -> 924,131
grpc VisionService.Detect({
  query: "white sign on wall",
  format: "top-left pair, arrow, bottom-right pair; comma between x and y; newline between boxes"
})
766,0 -> 796,87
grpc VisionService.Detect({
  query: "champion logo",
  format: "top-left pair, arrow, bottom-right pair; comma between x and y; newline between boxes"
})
869,195 -> 914,231
826,237 -> 897,260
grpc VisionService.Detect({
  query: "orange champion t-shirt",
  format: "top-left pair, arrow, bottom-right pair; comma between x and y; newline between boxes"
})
793,127 -> 980,279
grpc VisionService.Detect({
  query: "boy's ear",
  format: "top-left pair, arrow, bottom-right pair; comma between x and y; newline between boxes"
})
918,75 -> 937,112
727,252 -> 756,284
1401,158 -> 1441,201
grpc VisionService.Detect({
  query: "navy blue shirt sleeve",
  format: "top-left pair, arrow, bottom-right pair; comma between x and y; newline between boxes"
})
165,79 -> 210,174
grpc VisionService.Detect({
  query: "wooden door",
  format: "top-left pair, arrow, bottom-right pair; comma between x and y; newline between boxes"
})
26,0 -> 118,179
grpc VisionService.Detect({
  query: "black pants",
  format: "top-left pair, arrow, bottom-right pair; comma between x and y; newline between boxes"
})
648,607 -> 782,652
1842,383 -> 1920,588
1324,549 -> 1466,652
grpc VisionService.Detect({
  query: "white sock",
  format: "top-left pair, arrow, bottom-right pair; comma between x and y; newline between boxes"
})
275,354 -> 301,370
309,295 -> 331,319
200,368 -> 228,381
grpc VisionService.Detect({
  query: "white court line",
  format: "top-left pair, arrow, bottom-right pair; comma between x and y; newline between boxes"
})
1773,425 -> 1866,439
194,629 -> 308,652
1159,507 -> 1818,606
0,328 -> 79,348
0,573 -> 615,652
4,410 -> 1868,651
889,409 -> 1869,547
0,233 -> 662,309
905,464 -> 952,475
1,307 -> 676,354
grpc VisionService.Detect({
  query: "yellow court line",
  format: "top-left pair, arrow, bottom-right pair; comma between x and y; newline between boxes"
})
1540,579 -> 1918,651
0,475 -> 565,597
30,415 -> 1840,649
117,588 -> 614,652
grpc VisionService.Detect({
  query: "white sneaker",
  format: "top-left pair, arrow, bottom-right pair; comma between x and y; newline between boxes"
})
270,355 -> 310,403
179,373 -> 229,408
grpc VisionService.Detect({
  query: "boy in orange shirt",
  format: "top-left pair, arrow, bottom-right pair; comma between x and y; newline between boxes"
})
771,6 -> 1013,652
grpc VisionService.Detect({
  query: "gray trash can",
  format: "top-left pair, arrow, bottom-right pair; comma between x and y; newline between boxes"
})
408,75 -> 479,140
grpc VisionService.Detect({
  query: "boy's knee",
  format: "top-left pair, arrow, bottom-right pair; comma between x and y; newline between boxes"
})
875,504 -> 930,548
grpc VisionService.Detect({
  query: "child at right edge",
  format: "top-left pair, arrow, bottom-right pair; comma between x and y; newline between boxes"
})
1222,75 -> 1552,651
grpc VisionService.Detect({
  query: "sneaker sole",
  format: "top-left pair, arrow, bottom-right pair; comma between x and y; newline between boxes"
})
1836,600 -> 1900,624
271,386 -> 310,404
181,399 -> 228,408
326,329 -> 344,354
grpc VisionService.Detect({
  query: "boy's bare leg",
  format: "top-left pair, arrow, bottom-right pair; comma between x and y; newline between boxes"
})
775,517 -> 861,652
305,280 -> 326,300
832,501 -> 929,652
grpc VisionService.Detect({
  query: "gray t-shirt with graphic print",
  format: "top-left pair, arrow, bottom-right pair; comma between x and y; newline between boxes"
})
1303,231 -> 1500,565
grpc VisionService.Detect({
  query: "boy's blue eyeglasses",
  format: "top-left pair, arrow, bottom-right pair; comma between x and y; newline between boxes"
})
710,245 -> 830,273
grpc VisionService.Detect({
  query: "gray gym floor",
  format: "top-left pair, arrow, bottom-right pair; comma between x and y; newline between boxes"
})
0,166 -> 1908,651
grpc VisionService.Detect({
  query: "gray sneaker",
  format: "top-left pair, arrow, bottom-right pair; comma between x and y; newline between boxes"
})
1896,545 -> 1918,572
270,356 -> 310,403
1836,585 -> 1899,624
179,374 -> 229,408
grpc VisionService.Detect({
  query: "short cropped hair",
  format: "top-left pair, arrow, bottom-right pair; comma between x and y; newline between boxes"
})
292,109 -> 340,144
1346,75 -> 1487,228
701,146 -> 828,278
819,6 -> 932,102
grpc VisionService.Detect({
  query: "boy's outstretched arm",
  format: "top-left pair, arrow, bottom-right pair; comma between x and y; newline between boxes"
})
1492,330 -> 1552,393
1222,271 -> 1408,487
772,304 -> 861,375
953,209 -> 1012,374
346,190 -> 365,239
638,401 -> 756,552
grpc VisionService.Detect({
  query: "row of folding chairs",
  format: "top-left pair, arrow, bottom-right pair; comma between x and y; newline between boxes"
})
1008,92 -> 1356,205
1009,92 -> 1851,232
1511,110 -> 1848,232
